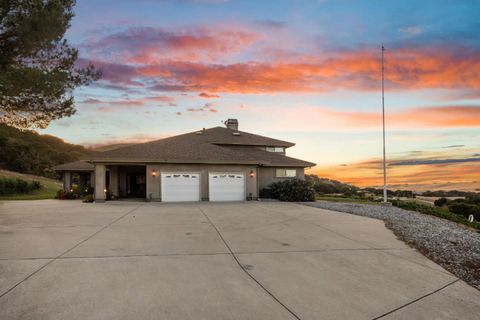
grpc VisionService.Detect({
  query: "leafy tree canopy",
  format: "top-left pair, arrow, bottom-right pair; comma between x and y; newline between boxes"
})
0,0 -> 100,129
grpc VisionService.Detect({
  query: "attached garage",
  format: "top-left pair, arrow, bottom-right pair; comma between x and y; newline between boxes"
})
161,173 -> 200,202
83,121 -> 316,203
209,173 -> 245,202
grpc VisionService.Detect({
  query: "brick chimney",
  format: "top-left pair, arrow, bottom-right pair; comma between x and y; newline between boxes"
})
224,119 -> 239,131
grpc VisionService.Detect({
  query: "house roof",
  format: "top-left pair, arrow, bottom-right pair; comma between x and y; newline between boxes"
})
200,126 -> 295,147
86,126 -> 315,167
54,160 -> 94,172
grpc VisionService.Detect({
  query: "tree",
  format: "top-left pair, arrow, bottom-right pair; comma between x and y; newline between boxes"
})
0,0 -> 100,129
434,197 -> 448,207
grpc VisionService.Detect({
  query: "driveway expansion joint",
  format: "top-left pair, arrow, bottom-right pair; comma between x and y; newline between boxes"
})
196,204 -> 303,320
371,279 -> 460,319
0,204 -> 144,300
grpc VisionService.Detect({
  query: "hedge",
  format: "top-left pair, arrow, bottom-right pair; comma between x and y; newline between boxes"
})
266,178 -> 315,202
0,177 -> 41,195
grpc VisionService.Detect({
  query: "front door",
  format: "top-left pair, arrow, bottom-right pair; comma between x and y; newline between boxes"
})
126,173 -> 146,198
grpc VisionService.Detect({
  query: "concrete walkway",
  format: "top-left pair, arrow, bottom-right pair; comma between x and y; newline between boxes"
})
0,200 -> 479,319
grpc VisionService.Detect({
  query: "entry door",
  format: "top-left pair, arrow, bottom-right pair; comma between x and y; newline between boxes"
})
209,173 -> 245,202
161,173 -> 200,202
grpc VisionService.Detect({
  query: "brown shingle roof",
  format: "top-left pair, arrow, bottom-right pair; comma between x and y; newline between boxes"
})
204,126 -> 295,147
54,160 -> 94,172
86,126 -> 315,167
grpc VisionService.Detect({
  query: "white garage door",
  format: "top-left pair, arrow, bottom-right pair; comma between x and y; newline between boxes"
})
161,173 -> 200,202
209,173 -> 245,202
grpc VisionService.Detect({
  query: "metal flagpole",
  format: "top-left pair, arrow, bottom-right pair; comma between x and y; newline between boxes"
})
381,45 -> 388,203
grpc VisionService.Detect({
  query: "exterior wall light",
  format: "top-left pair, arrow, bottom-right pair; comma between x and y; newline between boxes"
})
151,169 -> 157,177
103,188 -> 107,193
249,170 -> 255,178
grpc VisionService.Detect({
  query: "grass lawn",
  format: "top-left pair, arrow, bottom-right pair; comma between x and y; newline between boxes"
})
0,169 -> 61,200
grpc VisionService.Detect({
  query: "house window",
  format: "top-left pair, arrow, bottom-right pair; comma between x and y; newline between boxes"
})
266,146 -> 284,153
276,169 -> 297,178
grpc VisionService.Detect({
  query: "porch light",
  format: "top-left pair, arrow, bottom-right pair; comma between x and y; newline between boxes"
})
249,170 -> 255,178
151,169 -> 157,177
103,188 -> 107,193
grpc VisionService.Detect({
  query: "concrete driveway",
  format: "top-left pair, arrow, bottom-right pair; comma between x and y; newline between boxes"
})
0,200 -> 479,320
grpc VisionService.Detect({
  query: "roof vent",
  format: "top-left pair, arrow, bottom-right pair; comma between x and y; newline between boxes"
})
224,118 -> 239,131
232,132 -> 241,136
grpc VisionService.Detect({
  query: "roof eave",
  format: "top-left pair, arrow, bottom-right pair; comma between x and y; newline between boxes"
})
211,142 -> 295,148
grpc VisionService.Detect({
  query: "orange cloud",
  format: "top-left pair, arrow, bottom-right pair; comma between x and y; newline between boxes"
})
310,159 -> 480,187
251,105 -> 480,132
324,105 -> 480,128
91,46 -> 478,94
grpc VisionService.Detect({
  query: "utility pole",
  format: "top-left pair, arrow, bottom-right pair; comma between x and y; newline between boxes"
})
381,45 -> 388,203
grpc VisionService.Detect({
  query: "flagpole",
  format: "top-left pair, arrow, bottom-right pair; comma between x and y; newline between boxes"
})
382,44 -> 388,203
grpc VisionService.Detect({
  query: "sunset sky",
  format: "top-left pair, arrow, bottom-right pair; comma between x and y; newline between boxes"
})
39,0 -> 480,187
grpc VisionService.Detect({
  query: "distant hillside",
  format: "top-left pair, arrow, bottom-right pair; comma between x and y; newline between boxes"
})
0,124 -> 91,178
376,182 -> 480,193
306,175 -> 359,194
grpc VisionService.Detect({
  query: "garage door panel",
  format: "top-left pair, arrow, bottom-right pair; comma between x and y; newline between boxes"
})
209,173 -> 245,202
161,173 -> 200,202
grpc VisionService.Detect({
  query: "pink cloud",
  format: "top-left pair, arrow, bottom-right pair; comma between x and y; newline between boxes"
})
85,45 -> 480,94
199,92 -> 220,99
187,102 -> 218,113
82,96 -> 175,107
83,26 -> 258,64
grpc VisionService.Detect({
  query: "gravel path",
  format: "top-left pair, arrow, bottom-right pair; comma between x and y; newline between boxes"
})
302,201 -> 480,290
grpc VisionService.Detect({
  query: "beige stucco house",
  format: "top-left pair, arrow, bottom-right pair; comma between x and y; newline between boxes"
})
56,119 -> 315,202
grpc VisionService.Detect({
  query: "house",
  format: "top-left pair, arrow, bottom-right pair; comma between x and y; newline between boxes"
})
56,119 -> 315,202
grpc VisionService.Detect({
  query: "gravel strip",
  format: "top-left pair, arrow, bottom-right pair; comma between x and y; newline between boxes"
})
301,201 -> 480,290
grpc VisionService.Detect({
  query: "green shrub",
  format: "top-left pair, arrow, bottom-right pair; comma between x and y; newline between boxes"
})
55,189 -> 79,200
31,180 -> 41,190
81,194 -> 94,203
268,179 -> 315,202
0,177 -> 42,195
434,197 -> 449,207
391,200 -> 480,229
447,203 -> 480,220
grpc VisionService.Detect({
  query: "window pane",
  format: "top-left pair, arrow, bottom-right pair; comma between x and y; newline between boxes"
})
286,169 -> 296,177
276,169 -> 296,177
267,146 -> 284,152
